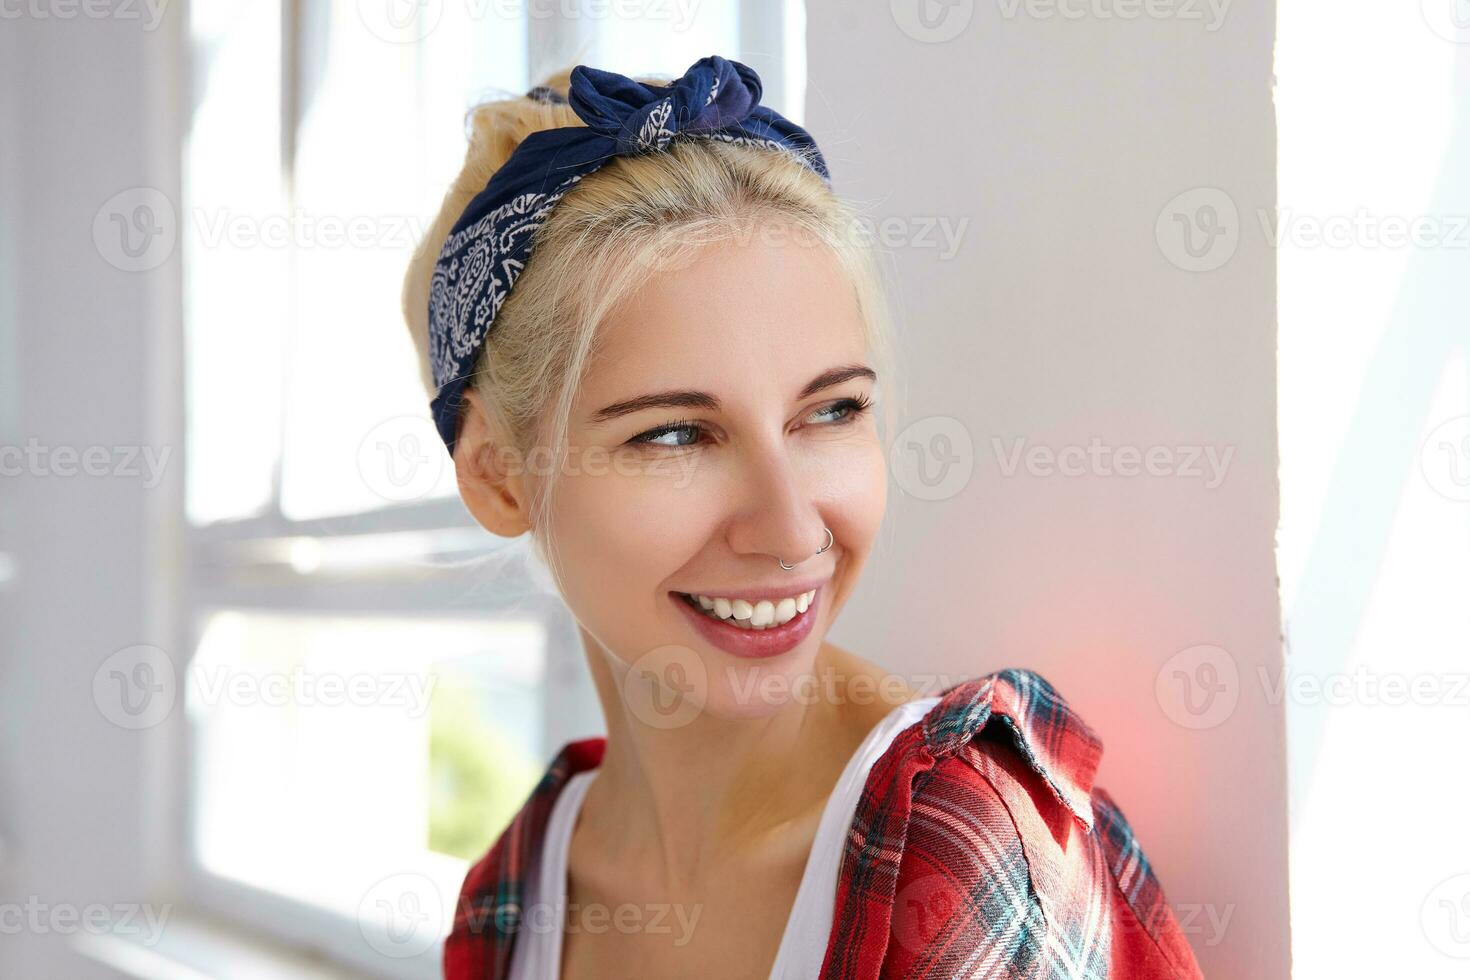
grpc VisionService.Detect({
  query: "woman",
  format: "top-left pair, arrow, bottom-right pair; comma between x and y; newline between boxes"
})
402,55 -> 1204,980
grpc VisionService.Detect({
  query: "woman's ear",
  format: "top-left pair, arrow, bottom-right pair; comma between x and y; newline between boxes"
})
452,388 -> 534,538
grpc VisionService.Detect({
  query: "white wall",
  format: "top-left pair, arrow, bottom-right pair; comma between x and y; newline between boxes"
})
806,3 -> 1287,978
0,1 -> 186,977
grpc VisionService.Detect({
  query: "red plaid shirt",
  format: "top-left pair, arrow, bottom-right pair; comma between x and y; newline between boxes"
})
444,668 -> 1205,978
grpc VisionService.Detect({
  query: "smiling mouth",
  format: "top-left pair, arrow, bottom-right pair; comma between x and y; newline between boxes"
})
673,590 -> 817,631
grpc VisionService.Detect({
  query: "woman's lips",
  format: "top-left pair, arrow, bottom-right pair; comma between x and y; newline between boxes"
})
669,587 -> 820,659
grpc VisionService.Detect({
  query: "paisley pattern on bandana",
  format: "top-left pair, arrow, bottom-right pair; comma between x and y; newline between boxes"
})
427,176 -> 584,390
425,55 -> 832,456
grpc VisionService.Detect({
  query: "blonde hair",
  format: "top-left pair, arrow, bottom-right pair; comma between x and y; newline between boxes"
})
402,67 -> 900,585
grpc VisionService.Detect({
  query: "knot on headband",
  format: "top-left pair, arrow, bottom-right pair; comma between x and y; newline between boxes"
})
568,56 -> 763,156
425,55 -> 831,457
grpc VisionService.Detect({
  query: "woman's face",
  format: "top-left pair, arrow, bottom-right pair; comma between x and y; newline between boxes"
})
538,227 -> 888,722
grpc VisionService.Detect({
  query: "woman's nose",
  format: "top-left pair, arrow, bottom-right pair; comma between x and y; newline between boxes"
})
724,448 -> 829,569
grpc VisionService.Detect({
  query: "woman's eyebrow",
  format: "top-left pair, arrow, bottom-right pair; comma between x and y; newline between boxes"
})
585,363 -> 877,427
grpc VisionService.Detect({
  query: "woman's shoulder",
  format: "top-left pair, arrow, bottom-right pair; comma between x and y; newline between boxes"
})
444,736 -> 605,980
836,667 -> 1205,979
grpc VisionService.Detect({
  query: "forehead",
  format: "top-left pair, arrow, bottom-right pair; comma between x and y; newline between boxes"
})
585,232 -> 868,399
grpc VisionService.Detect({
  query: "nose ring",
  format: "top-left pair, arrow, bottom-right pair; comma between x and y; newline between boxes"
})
778,527 -> 833,570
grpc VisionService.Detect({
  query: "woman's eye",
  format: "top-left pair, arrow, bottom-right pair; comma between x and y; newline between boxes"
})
810,396 -> 870,425
627,396 -> 870,449
629,420 -> 703,448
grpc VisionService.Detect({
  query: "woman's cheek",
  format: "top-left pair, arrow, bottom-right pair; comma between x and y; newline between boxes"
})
546,458 -> 708,645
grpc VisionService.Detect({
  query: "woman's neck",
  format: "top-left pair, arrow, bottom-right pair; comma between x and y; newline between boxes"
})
573,637 -> 915,894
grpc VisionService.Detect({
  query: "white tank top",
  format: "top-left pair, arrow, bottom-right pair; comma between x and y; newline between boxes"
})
506,696 -> 940,980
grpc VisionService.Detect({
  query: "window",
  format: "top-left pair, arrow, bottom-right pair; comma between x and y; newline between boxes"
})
181,1 -> 802,973
1277,2 -> 1470,975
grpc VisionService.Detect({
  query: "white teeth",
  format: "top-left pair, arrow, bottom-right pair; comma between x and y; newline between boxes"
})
683,589 -> 817,630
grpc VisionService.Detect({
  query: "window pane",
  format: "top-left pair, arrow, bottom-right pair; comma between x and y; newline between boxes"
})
277,2 -> 533,521
1278,2 -> 1470,974
189,610 -> 546,918
185,0 -> 288,525
588,5 -> 740,83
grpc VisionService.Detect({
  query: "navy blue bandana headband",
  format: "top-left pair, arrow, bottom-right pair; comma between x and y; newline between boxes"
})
426,54 -> 833,456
